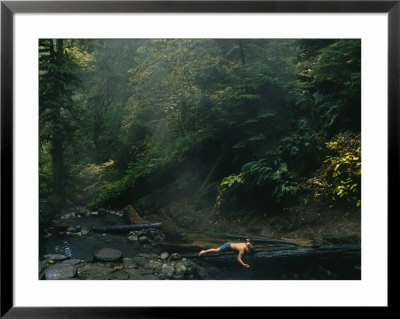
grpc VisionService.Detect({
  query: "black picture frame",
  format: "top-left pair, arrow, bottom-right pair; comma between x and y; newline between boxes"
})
1,0 -> 394,317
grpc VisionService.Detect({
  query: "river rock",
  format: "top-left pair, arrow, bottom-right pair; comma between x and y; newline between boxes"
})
77,263 -> 115,280
161,264 -> 175,278
43,254 -> 68,261
174,262 -> 187,275
168,253 -> 181,261
44,263 -> 77,280
39,261 -> 47,279
145,260 -> 163,272
76,207 -> 87,215
160,252 -> 169,260
94,248 -> 122,262
191,263 -> 208,279
61,258 -> 85,265
55,221 -> 70,231
81,227 -> 89,235
124,262 -> 138,270
128,235 -> 138,241
138,236 -> 148,242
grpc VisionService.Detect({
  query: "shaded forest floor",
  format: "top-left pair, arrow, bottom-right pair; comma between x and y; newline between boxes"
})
124,171 -> 361,248
144,198 -> 361,248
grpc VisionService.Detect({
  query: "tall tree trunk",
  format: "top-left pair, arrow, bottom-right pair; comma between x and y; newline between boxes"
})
51,39 -> 66,196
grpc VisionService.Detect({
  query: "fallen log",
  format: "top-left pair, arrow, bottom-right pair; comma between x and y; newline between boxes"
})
91,222 -> 162,233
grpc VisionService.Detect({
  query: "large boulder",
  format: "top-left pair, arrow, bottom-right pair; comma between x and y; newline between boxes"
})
93,248 -> 122,262
43,264 -> 77,280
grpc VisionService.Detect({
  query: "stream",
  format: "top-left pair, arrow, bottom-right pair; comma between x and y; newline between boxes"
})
40,225 -> 361,280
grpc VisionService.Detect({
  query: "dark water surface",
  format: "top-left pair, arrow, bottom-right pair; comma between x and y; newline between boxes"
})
194,244 -> 361,280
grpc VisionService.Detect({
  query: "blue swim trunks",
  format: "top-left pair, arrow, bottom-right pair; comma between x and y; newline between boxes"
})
219,242 -> 233,252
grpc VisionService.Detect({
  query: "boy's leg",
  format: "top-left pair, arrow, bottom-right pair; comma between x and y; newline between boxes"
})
199,248 -> 220,256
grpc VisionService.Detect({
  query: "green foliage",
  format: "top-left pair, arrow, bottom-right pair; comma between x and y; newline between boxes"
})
307,132 -> 361,208
241,159 -> 299,204
38,39 -> 361,222
295,39 -> 361,134
280,118 -> 325,175
39,39 -> 95,197
71,159 -> 117,205
220,173 -> 244,188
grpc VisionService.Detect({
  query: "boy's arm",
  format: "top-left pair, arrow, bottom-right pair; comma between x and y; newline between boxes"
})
237,250 -> 250,268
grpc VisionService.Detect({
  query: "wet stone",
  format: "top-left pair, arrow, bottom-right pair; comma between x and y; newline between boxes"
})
94,248 -> 122,262
44,263 -> 77,280
124,262 -> 138,270
174,262 -> 187,275
54,221 -> 70,231
160,252 -> 169,260
61,258 -> 85,265
161,264 -> 174,277
43,254 -> 68,261
76,207 -> 87,215
168,253 -> 181,261
77,263 -> 114,280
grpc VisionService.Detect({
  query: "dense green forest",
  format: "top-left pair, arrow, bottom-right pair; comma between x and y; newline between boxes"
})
39,39 -> 361,229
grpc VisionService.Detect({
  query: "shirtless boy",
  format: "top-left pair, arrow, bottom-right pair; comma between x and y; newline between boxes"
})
199,241 -> 254,268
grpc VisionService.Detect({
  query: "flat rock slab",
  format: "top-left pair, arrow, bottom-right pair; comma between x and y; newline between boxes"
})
94,248 -> 122,262
44,264 -> 77,280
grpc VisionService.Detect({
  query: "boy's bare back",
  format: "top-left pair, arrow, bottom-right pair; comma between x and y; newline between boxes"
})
230,242 -> 247,252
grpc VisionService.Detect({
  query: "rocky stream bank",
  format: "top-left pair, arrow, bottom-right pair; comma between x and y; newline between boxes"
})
39,206 -> 210,280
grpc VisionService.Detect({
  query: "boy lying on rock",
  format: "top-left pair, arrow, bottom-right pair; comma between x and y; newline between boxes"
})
199,239 -> 254,268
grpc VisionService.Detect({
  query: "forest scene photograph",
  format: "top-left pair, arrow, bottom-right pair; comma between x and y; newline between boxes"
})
39,38 -> 361,280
